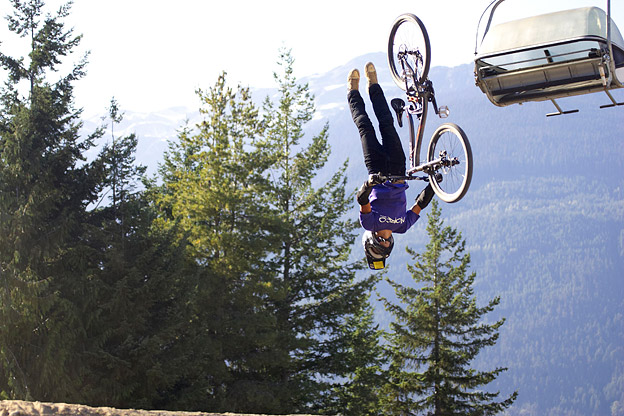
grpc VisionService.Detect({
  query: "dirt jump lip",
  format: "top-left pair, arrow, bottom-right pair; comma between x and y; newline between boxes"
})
0,400 -> 324,416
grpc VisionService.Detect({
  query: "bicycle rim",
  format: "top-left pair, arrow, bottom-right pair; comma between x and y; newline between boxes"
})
427,123 -> 472,203
387,13 -> 431,90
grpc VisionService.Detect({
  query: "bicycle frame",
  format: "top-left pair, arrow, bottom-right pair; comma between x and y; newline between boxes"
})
386,12 -> 473,203
397,51 -> 426,171
395,54 -> 447,177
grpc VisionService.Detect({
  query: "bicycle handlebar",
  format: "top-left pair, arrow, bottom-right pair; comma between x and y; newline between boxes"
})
375,153 -> 459,183
377,174 -> 430,182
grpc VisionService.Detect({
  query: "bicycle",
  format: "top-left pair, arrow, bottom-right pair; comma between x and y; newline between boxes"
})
384,13 -> 473,203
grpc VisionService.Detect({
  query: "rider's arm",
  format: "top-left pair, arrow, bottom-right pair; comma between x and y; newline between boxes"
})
413,184 -> 434,213
361,202 -> 372,214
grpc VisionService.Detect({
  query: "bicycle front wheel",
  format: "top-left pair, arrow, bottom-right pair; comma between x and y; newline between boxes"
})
388,13 -> 431,90
427,123 -> 472,203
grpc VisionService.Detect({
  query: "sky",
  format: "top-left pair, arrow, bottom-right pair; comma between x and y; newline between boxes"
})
1,0 -> 623,115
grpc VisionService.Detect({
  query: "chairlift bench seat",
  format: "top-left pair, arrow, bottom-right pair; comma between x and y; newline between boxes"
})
475,7 -> 624,107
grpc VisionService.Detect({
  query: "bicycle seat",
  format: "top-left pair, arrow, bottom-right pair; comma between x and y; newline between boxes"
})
391,98 -> 405,127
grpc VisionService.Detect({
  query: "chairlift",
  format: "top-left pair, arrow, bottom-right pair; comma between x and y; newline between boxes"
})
474,0 -> 624,116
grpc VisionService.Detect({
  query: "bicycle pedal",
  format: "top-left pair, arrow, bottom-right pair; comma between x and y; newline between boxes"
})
438,105 -> 450,118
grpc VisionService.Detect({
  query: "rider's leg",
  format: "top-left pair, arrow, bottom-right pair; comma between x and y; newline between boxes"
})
368,83 -> 406,176
348,85 -> 386,175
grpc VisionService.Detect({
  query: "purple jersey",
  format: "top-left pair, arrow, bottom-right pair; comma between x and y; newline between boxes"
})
359,182 -> 420,233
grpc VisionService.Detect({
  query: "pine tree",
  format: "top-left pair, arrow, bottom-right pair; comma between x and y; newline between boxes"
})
69,99 -> 194,410
0,0 -> 105,400
329,298 -> 387,416
152,73 -> 278,412
259,48 -> 376,413
152,51 -> 381,414
382,200 -> 517,415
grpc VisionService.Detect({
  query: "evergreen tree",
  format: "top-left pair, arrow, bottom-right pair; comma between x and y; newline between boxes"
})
151,51 -> 382,414
381,200 -> 517,415
72,99 -> 193,410
152,73 -> 277,412
328,297 -> 387,416
0,0 -> 105,400
259,48 -> 376,413
100,97 -> 142,213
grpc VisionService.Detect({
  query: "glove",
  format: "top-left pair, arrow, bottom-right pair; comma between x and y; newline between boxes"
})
357,180 -> 374,206
357,174 -> 386,206
415,184 -> 435,210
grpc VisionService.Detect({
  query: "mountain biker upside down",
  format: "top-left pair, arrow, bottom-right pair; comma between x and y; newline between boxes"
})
347,62 -> 435,270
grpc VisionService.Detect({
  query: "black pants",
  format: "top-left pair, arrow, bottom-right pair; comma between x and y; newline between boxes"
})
348,84 -> 406,176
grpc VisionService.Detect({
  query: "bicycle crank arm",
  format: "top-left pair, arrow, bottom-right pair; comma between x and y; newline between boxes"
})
430,94 -> 450,118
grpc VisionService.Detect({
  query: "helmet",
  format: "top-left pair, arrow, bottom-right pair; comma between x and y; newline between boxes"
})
362,231 -> 394,270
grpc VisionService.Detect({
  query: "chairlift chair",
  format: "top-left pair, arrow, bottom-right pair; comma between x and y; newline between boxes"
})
474,1 -> 624,115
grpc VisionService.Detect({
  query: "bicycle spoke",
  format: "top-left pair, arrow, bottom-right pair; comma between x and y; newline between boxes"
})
427,123 -> 472,203
393,25 -> 425,83
436,131 -> 463,195
388,14 -> 431,90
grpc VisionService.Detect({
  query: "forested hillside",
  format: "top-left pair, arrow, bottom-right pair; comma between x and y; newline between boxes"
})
80,52 -> 624,416
312,54 -> 624,415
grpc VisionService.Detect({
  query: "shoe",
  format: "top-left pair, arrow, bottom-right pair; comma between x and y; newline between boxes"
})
348,69 -> 360,91
365,62 -> 378,87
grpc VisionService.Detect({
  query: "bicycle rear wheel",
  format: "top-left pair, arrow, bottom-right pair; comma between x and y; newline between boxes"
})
427,123 -> 472,203
388,13 -> 431,90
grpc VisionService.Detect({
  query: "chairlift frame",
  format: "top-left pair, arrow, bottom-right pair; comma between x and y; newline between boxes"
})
474,0 -> 624,115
